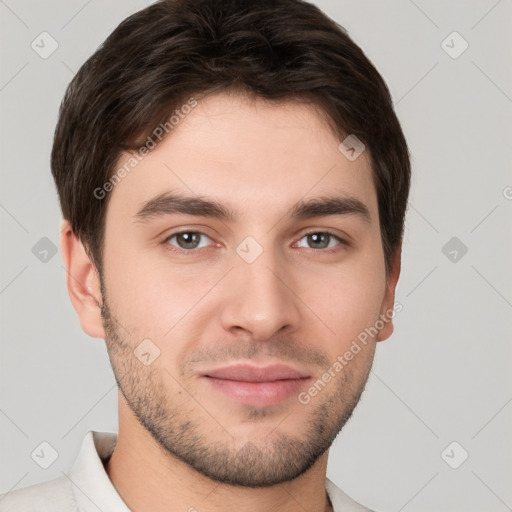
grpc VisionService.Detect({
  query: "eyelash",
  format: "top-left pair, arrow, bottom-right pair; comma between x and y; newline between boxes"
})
162,230 -> 347,256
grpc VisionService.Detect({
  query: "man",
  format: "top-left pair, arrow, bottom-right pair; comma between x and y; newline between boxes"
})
0,0 -> 410,510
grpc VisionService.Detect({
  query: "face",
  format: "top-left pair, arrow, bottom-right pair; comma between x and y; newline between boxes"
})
97,91 -> 398,487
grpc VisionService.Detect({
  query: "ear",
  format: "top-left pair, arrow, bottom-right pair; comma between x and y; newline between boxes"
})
60,219 -> 105,339
376,243 -> 402,342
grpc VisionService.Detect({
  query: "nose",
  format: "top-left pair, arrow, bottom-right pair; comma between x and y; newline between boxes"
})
220,246 -> 301,341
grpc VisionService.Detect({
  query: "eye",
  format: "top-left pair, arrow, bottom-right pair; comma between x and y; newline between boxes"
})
163,231 -> 213,252
294,231 -> 346,252
162,229 -> 347,256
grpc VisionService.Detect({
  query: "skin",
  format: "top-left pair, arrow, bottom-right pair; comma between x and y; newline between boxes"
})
61,91 -> 401,512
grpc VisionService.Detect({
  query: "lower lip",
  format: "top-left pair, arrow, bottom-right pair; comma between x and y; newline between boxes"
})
204,376 -> 311,407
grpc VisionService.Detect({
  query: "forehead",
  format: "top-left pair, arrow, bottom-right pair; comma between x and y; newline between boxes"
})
107,92 -> 378,225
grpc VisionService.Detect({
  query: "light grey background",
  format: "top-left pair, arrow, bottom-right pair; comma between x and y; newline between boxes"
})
1,1 -> 511,511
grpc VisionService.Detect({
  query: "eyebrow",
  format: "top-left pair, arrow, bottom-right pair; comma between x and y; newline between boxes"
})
134,191 -> 372,225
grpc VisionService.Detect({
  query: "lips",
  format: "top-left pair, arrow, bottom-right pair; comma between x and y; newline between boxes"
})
204,364 -> 309,382
201,363 -> 311,407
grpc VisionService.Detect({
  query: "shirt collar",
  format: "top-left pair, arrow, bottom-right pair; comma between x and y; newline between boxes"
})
68,430 -> 130,511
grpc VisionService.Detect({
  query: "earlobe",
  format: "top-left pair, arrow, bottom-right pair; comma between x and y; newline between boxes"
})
376,244 -> 402,342
60,220 -> 105,339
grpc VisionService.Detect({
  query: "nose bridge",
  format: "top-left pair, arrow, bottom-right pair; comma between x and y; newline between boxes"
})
220,237 -> 300,339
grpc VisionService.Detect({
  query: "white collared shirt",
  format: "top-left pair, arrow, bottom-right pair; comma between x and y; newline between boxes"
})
0,431 -> 373,511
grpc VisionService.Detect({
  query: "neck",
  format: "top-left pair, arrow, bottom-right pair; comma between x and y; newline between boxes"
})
104,417 -> 333,512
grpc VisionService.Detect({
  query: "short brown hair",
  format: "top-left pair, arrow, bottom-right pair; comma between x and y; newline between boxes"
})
51,0 -> 411,275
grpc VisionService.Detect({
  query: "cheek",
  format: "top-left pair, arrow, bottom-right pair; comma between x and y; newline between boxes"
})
304,258 -> 387,351
103,247 -> 216,342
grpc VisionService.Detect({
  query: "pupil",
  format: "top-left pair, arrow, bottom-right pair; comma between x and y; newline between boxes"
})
179,232 -> 199,248
309,233 -> 328,249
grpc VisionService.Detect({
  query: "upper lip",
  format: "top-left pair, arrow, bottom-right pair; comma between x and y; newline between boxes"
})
203,363 -> 310,382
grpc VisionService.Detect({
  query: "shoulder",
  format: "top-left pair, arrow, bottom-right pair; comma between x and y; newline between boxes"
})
0,476 -> 77,511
